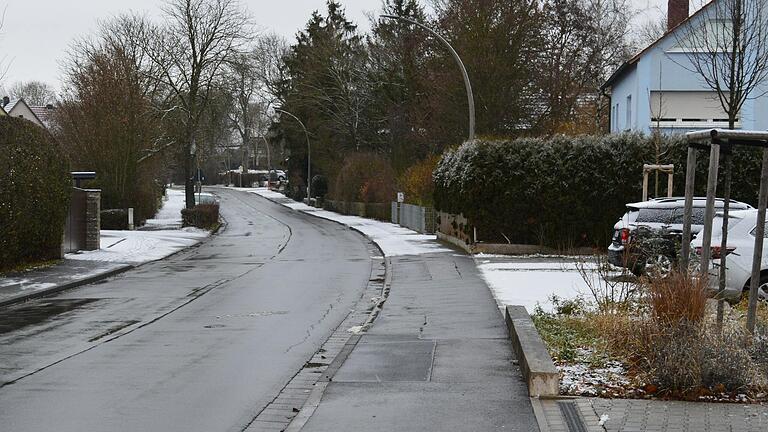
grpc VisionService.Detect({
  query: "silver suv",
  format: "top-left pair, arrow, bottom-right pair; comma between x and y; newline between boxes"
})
608,197 -> 752,275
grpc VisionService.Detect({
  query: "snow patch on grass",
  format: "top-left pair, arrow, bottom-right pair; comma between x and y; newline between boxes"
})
476,259 -> 590,313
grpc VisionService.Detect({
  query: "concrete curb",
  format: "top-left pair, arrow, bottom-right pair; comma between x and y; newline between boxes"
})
0,264 -> 134,308
505,305 -> 560,397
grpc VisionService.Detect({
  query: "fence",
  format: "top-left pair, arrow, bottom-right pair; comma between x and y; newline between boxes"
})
323,199 -> 390,221
390,202 -> 436,234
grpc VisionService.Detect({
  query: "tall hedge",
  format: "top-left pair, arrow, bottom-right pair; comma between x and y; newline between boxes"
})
434,133 -> 762,249
0,117 -> 70,270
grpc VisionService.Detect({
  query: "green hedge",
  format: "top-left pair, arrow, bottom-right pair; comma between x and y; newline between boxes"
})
101,209 -> 128,230
181,204 -> 219,229
434,133 -> 762,249
0,117 -> 70,270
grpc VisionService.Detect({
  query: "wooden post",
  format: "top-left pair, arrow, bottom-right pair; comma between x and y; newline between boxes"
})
699,141 -> 720,272
642,170 -> 649,202
667,171 -> 674,198
747,148 -> 768,333
680,147 -> 698,272
717,148 -> 732,328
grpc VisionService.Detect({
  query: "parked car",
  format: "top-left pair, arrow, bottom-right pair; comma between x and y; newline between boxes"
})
608,197 -> 752,276
691,209 -> 768,302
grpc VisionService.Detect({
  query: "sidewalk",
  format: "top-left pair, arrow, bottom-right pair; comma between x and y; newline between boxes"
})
299,250 -> 539,431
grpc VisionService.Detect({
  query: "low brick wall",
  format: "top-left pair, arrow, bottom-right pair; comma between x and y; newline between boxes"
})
323,200 -> 390,221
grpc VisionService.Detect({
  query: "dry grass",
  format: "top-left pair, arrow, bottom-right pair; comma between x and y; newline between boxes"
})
643,272 -> 708,325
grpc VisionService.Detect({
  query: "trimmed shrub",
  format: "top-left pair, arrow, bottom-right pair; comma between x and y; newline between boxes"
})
100,209 -> 128,230
181,204 -> 219,229
332,153 -> 396,204
434,133 -> 762,248
0,117 -> 70,271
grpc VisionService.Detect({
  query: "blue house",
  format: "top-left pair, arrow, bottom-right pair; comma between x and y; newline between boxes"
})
603,0 -> 768,135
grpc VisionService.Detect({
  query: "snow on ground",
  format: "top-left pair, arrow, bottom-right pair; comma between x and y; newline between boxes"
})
245,187 -> 451,256
66,229 -> 208,264
475,256 -> 591,313
144,188 -> 186,229
67,188 -> 208,264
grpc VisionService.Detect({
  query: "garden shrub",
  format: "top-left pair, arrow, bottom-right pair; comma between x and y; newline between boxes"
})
101,209 -> 128,230
332,153 -> 395,204
398,155 -> 439,207
181,204 -> 219,229
0,117 -> 70,271
434,133 -> 763,248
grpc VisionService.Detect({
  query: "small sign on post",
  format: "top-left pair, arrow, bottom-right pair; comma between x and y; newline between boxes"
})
397,192 -> 405,203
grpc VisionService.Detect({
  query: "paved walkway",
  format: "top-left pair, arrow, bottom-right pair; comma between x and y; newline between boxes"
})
536,396 -> 768,431
298,251 -> 539,431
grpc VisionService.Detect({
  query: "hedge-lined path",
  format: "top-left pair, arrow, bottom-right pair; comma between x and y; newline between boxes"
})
536,397 -> 767,432
0,188 -> 375,432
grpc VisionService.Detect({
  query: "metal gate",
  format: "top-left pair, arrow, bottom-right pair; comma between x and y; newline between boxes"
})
63,188 -> 87,253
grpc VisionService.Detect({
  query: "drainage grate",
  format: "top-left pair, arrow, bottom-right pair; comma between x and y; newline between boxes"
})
558,401 -> 589,432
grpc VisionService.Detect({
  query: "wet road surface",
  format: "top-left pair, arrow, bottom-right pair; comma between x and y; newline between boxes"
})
0,188 -> 373,432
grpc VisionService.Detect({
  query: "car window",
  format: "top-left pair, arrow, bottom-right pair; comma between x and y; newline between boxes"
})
636,208 -> 675,224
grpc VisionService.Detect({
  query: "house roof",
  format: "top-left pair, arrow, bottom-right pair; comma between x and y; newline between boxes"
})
29,105 -> 56,129
602,0 -> 717,90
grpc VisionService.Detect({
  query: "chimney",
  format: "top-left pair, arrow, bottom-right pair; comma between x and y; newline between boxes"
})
2,96 -> 8,107
668,0 -> 690,30
46,104 -> 54,110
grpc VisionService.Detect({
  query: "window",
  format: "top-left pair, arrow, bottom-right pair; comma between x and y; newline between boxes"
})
650,91 -> 736,128
626,95 -> 632,130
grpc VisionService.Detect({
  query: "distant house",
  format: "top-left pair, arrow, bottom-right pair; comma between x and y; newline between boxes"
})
1,97 -> 56,129
602,0 -> 768,134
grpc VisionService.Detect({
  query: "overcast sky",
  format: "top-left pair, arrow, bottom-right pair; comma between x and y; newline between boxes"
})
1,0 -> 673,94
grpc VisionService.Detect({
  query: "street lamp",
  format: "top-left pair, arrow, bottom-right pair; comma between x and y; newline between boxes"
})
274,108 -> 312,200
380,14 -> 475,141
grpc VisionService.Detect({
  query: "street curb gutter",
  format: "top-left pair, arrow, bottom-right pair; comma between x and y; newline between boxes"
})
0,264 -> 134,308
505,305 -> 560,397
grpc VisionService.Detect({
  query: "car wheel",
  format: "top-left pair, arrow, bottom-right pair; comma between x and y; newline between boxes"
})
758,275 -> 768,301
644,254 -> 673,278
743,274 -> 768,302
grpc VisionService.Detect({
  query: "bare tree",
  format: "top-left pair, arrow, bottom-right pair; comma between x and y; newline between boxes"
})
7,81 -> 56,105
675,0 -> 768,129
143,0 -> 251,208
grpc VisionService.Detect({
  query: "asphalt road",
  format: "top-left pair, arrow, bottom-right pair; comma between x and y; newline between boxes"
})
0,188 -> 373,432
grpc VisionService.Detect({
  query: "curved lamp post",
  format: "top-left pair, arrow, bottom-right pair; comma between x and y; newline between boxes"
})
275,108 -> 312,199
380,14 -> 475,141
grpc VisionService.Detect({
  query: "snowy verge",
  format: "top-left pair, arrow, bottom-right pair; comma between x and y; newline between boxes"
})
242,187 -> 451,257
66,229 -> 208,264
67,187 -> 209,264
475,257 -> 591,314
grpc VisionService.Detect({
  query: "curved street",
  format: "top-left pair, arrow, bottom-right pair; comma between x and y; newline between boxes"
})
0,189 -> 375,432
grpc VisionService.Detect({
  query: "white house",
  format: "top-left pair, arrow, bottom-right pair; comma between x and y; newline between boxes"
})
603,0 -> 768,134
